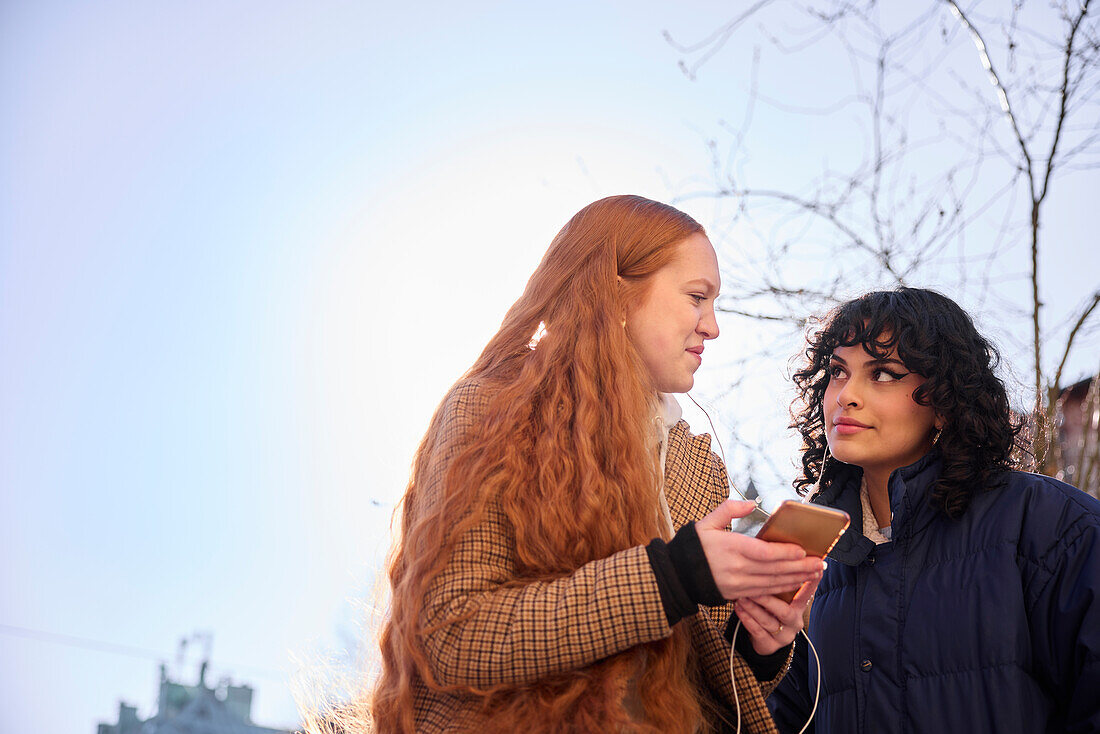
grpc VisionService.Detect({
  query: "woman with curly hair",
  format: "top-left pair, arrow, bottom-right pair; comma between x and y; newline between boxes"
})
765,287 -> 1100,733
369,195 -> 825,734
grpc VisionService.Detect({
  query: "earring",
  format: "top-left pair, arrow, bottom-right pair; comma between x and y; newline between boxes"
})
931,427 -> 942,446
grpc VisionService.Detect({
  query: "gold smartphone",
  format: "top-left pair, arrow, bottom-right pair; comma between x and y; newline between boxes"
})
756,500 -> 851,602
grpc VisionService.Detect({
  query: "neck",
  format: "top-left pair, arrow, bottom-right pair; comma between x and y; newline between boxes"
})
862,467 -> 892,528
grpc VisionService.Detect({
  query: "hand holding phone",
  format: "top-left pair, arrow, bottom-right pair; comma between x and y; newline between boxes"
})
755,500 -> 850,602
696,500 -> 828,601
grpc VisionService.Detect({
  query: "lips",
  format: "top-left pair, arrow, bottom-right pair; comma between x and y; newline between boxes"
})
686,346 -> 703,364
832,416 -> 870,435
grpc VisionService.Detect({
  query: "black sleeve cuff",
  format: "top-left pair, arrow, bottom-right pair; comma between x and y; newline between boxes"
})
667,520 -> 725,607
646,537 -> 696,627
645,522 -> 726,627
725,613 -> 793,682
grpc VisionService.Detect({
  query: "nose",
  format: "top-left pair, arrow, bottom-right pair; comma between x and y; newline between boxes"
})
835,378 -> 860,407
698,304 -> 719,340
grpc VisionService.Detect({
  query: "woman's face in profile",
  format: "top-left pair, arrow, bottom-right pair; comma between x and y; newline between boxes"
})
625,232 -> 721,393
823,340 -> 940,475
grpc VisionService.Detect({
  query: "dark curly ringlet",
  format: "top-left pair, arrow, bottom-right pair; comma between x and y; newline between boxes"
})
791,287 -> 1025,519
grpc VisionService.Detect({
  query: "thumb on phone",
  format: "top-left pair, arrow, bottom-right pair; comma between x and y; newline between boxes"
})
697,499 -> 757,531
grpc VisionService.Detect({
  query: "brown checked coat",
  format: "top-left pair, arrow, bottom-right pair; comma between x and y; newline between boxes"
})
405,379 -> 782,733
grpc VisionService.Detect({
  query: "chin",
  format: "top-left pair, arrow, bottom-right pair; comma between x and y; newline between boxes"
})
657,379 -> 693,394
826,444 -> 860,467
673,376 -> 695,393
831,455 -> 862,468
653,368 -> 696,394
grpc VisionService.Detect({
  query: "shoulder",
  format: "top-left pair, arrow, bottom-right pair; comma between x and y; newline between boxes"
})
441,376 -> 494,413
410,378 -> 514,516
419,377 -> 505,468
995,471 -> 1100,520
435,377 -> 496,429
667,419 -> 721,470
983,471 -> 1100,563
666,419 -> 730,505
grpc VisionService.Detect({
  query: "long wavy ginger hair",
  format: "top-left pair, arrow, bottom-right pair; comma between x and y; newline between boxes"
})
371,196 -> 711,733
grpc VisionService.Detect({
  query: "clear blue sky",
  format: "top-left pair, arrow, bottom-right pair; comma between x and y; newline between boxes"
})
2,2 -> 1096,732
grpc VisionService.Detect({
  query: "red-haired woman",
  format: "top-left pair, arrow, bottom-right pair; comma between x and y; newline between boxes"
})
371,196 -> 824,733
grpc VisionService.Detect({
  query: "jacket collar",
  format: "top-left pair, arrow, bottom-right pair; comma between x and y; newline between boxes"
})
664,419 -> 719,526
812,449 -> 944,566
888,449 -> 944,539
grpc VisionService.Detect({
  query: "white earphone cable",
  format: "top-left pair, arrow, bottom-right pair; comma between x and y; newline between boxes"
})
686,394 -> 821,732
685,393 -> 764,509
729,621 -> 821,734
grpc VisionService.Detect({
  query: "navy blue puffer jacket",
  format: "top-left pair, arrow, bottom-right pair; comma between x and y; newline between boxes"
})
768,452 -> 1100,733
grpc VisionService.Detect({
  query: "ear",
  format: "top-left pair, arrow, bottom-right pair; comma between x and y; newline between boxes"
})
616,275 -> 628,326
934,414 -> 945,431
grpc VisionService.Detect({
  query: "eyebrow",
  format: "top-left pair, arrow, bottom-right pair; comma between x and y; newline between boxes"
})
685,278 -> 719,296
829,354 -> 908,368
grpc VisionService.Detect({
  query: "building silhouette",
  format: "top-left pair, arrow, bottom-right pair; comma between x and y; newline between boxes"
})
1053,376 -> 1100,497
97,661 -> 295,734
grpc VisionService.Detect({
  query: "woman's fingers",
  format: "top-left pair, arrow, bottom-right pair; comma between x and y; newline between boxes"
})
712,571 -> 821,600
712,576 -> 816,601
697,513 -> 828,601
733,534 -> 809,562
733,598 -> 772,636
731,566 -> 823,586
745,593 -> 795,621
735,588 -> 813,655
721,573 -> 808,595
697,500 -> 761,531
733,597 -> 791,656
733,597 -> 775,629
700,526 -> 817,571
791,572 -> 822,610
729,558 -> 828,655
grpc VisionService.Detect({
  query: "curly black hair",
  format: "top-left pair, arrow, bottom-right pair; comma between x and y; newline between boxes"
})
791,287 -> 1025,519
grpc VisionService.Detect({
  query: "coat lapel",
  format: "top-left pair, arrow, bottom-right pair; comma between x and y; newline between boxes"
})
664,420 -> 723,529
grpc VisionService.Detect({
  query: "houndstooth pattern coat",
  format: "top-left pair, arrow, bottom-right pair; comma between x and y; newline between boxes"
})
403,379 -> 782,733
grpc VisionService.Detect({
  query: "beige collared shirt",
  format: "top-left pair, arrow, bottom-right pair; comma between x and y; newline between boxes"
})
654,392 -> 682,540
859,477 -> 892,544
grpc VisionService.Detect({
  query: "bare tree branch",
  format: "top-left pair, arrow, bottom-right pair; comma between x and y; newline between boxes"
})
664,0 -> 1100,492
1054,291 -> 1100,391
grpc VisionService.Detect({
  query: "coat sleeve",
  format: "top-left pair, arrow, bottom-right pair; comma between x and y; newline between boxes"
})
414,382 -> 673,689
1025,509 -> 1100,732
